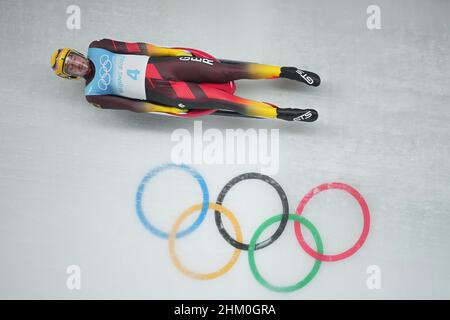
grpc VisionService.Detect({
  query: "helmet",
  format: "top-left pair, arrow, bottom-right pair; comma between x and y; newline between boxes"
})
50,48 -> 85,79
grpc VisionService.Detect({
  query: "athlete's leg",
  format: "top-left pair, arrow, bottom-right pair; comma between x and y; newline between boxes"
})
194,84 -> 278,119
146,79 -> 318,122
148,56 -> 321,86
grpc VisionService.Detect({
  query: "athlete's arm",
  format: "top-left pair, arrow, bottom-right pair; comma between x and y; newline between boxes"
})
86,95 -> 187,115
89,38 -> 192,57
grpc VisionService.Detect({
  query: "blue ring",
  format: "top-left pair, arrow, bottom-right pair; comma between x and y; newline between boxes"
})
135,163 -> 209,239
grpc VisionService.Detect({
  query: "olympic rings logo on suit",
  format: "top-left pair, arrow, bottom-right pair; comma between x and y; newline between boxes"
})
135,163 -> 371,293
98,54 -> 112,91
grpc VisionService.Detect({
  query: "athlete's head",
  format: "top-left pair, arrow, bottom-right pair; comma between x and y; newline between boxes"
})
51,48 -> 91,79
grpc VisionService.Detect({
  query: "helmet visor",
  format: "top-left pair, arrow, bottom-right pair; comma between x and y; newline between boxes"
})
62,50 -> 89,78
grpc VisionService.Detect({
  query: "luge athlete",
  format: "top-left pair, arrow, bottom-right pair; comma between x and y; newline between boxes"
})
51,38 -> 321,122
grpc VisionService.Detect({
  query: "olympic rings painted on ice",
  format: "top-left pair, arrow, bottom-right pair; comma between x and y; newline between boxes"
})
215,172 -> 289,251
135,163 -> 371,292
294,182 -> 370,262
135,163 -> 209,239
248,214 -> 323,292
169,202 -> 242,280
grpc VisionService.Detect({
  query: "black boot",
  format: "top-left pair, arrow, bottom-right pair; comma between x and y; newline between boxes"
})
280,67 -> 321,87
277,108 -> 319,122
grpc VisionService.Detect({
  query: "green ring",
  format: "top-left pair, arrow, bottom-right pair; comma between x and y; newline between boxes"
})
248,214 -> 323,292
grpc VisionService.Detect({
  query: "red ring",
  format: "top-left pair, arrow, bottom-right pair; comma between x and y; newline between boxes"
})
294,182 -> 370,262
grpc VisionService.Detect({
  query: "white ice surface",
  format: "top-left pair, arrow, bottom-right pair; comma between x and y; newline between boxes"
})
0,0 -> 449,299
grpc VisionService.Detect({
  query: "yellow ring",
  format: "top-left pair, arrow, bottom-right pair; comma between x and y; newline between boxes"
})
168,203 -> 242,280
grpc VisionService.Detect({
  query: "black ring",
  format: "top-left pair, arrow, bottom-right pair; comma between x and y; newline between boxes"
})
215,172 -> 289,251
